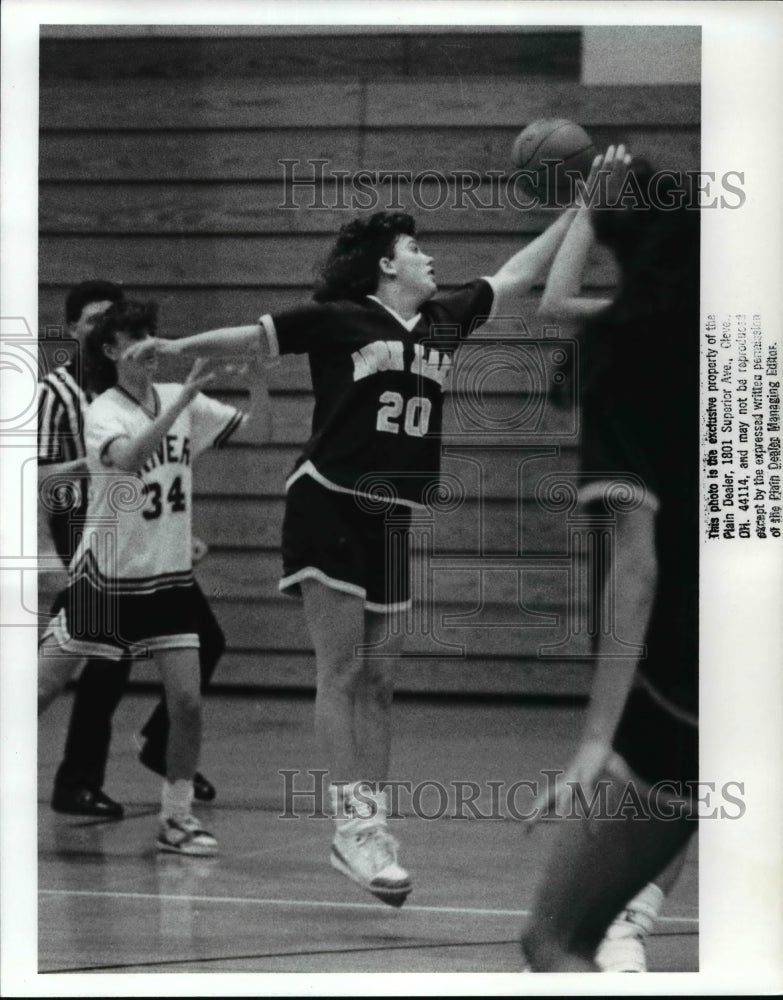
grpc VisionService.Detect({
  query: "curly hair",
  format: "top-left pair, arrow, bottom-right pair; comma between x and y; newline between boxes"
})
84,300 -> 158,394
312,212 -> 417,303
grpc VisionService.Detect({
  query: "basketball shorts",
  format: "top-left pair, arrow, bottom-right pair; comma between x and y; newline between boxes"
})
279,473 -> 412,613
43,577 -> 201,661
612,680 -> 698,788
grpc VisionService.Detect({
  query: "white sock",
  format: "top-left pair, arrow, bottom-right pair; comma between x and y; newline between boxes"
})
161,778 -> 193,820
330,781 -> 386,827
611,882 -> 665,937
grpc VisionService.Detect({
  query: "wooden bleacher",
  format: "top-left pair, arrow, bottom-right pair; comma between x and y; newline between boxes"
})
38,30 -> 699,695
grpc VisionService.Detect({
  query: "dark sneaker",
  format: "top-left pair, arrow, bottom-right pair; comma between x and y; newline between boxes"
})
51,785 -> 124,819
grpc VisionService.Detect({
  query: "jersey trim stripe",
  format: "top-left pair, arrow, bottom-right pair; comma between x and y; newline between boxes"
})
286,460 -> 427,511
259,314 -> 279,360
578,478 -> 660,514
212,410 -> 243,449
70,550 -> 195,594
278,566 -> 413,613
365,295 -> 422,331
44,609 -> 199,660
279,566 -> 366,601
636,672 -> 698,728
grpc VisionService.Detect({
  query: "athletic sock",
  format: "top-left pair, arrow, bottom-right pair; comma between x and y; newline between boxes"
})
329,781 -> 386,828
625,881 -> 665,932
161,778 -> 193,820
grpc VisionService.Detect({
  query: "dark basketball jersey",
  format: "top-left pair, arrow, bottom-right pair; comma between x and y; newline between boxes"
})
260,279 -> 495,507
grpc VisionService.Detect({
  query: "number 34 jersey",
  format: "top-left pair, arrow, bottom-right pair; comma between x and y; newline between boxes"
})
71,384 -> 242,593
260,279 -> 495,508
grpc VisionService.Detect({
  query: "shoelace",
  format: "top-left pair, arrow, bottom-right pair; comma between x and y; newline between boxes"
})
354,826 -> 398,869
170,815 -> 204,834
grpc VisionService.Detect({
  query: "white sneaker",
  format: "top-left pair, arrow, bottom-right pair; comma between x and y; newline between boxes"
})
157,814 -> 218,857
595,882 -> 663,972
331,820 -> 412,907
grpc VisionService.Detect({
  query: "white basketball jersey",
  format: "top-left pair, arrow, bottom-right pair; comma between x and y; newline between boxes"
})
71,383 -> 242,593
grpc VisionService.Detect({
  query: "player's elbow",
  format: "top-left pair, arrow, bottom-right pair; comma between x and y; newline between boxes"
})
537,294 -> 560,320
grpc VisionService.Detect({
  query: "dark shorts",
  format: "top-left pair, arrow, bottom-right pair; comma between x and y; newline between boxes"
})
279,473 -> 412,613
612,681 -> 698,788
44,578 -> 201,661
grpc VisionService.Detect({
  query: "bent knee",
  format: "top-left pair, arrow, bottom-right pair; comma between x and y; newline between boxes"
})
364,662 -> 395,704
167,689 -> 202,721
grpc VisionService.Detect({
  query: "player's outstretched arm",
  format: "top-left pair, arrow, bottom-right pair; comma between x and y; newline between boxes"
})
538,146 -> 629,321
228,355 -> 273,445
124,323 -> 269,364
489,205 -> 579,306
529,503 -> 658,821
104,359 -> 215,472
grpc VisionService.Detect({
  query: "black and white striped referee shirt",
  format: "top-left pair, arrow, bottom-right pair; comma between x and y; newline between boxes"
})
38,363 -> 90,466
38,364 -> 92,562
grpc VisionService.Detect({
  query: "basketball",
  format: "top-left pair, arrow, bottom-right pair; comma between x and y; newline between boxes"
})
511,119 -> 595,199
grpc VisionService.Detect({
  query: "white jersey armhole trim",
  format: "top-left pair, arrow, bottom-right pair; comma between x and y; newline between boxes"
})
99,434 -> 130,467
258,314 -> 280,364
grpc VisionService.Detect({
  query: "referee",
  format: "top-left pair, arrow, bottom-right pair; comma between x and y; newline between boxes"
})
38,280 -> 222,817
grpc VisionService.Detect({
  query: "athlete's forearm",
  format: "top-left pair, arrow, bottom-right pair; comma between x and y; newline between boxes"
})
231,362 -> 273,445
168,324 -> 267,360
539,207 -> 611,320
491,207 -> 578,299
106,393 -> 193,472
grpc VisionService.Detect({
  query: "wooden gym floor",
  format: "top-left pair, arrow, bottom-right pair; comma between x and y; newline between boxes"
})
38,689 -> 698,975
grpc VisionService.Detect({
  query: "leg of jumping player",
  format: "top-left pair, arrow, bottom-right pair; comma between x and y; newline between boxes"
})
522,769 -> 695,971
354,610 -> 405,784
300,579 -> 411,906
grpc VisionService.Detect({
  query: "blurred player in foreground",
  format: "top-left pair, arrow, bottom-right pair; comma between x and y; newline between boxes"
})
522,148 -> 700,970
38,300 -> 271,854
123,206 -> 583,904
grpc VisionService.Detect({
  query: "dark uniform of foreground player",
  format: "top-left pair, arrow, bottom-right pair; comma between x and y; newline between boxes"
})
522,153 -> 700,971
125,208 -> 582,903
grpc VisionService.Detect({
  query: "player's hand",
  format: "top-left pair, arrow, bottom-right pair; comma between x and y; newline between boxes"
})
575,144 -> 632,210
526,738 -> 612,830
122,337 -> 180,364
180,358 -> 215,402
575,152 -> 604,210
603,143 -> 632,205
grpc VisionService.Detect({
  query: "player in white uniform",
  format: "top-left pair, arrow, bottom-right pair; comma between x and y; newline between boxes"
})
39,300 -> 271,855
125,208 -> 583,901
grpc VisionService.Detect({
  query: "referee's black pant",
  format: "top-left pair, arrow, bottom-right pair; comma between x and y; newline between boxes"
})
49,517 -> 225,792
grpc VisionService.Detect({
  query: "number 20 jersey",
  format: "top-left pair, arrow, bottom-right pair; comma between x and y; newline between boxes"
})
70,384 -> 242,594
260,279 -> 495,508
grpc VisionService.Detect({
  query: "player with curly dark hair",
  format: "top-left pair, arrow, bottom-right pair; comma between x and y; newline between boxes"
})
126,207 -> 582,903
